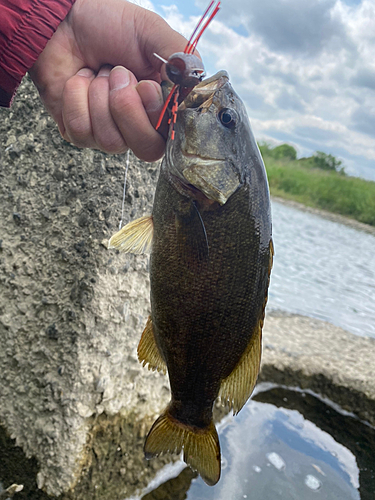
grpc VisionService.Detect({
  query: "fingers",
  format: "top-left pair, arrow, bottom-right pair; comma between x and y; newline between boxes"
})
61,65 -> 165,160
88,66 -> 127,154
62,68 -> 96,147
136,79 -> 169,140
136,80 -> 164,129
109,66 -> 165,162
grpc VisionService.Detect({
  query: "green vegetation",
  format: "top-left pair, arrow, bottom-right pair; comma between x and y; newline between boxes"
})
259,142 -> 375,226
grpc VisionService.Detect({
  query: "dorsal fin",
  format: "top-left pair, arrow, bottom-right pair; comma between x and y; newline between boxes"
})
108,215 -> 153,254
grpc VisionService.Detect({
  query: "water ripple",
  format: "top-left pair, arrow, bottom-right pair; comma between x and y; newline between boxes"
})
268,201 -> 375,338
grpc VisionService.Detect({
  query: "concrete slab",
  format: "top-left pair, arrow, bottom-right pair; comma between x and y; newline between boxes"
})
261,311 -> 375,426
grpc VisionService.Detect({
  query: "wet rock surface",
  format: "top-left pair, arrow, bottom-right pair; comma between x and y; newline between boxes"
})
261,311 -> 375,427
0,412 -> 172,500
0,77 -> 167,496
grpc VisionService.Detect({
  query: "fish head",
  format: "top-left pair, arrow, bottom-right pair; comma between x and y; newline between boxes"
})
164,70 -> 264,206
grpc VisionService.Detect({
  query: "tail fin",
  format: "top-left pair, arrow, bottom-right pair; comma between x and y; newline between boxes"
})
144,408 -> 221,486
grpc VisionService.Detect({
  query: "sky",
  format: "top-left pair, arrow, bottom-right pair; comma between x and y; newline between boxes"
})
131,0 -> 375,181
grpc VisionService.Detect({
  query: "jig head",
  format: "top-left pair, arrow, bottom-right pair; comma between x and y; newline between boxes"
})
155,0 -> 221,140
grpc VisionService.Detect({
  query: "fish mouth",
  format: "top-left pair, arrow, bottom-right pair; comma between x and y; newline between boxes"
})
182,71 -> 229,110
194,70 -> 229,90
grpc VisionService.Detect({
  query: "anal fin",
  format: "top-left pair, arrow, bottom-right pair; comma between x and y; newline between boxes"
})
144,407 -> 221,486
219,321 -> 262,415
137,316 -> 167,375
108,215 -> 153,254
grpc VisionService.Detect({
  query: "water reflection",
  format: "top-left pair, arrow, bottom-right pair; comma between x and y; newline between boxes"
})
187,402 -> 359,499
139,387 -> 375,500
269,201 -> 375,338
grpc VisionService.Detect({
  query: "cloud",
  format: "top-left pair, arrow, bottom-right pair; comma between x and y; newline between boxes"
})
129,0 -> 156,11
351,107 -> 375,137
296,126 -> 341,143
249,0 -> 348,56
152,0 -> 375,180
275,89 -> 306,113
197,0 -> 352,56
351,67 -> 375,91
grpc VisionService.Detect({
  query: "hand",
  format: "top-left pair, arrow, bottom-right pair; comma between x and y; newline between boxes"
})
29,0 -> 189,161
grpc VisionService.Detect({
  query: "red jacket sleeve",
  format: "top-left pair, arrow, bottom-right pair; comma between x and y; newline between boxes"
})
0,0 -> 75,107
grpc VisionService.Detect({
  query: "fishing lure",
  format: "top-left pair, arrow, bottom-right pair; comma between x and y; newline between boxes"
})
155,0 -> 221,140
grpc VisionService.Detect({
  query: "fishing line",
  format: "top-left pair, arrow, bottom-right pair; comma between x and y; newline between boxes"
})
119,149 -> 130,230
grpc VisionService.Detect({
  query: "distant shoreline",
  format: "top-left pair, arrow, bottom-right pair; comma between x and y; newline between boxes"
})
271,195 -> 375,236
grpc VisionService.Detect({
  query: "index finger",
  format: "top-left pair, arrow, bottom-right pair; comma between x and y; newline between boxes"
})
109,66 -> 165,162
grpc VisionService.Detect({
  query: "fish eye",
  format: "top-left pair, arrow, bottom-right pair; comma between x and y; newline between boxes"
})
218,108 -> 237,128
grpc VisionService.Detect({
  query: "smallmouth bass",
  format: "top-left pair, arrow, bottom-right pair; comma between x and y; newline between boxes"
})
109,70 -> 273,486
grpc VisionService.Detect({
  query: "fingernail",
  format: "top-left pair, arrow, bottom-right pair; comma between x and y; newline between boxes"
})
98,65 -> 112,78
77,68 -> 94,78
110,66 -> 130,91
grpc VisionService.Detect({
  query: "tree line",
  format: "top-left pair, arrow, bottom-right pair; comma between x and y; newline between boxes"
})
258,142 -> 345,175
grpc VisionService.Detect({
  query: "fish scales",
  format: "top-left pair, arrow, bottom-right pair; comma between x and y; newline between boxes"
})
151,174 -> 269,408
108,70 -> 273,486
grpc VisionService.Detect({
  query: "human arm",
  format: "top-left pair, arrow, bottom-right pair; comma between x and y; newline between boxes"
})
0,0 -> 189,161
0,0 -> 74,107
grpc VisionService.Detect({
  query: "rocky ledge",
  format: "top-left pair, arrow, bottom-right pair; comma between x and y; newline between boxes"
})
261,310 -> 375,427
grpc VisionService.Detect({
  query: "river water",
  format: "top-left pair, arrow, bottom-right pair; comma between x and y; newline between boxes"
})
268,200 -> 375,338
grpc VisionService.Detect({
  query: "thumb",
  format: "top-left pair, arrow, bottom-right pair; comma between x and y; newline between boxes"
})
136,12 -> 201,80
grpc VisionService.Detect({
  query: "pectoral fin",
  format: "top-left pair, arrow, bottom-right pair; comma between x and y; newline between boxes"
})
219,322 -> 262,415
137,316 -> 167,375
108,216 -> 153,254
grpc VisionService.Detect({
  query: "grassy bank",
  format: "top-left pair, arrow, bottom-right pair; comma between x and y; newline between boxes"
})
263,158 -> 375,227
